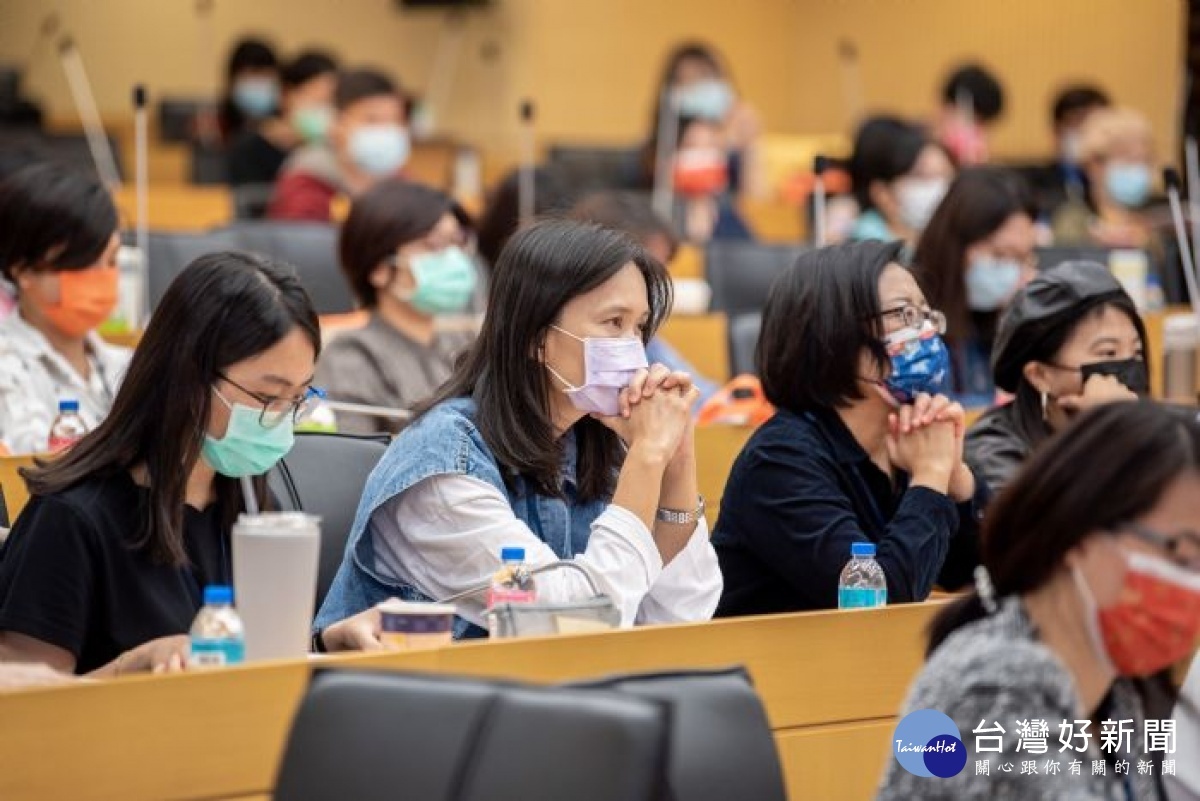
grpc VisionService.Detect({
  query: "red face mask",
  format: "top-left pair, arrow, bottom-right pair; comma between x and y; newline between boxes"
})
673,148 -> 729,197
35,267 -> 119,338
1078,551 -> 1200,677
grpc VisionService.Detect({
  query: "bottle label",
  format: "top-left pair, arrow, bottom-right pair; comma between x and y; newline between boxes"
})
47,435 -> 81,453
486,587 -> 537,608
189,638 -> 246,668
838,587 -> 887,609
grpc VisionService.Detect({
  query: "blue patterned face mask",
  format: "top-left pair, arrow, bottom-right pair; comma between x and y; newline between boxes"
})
878,323 -> 950,406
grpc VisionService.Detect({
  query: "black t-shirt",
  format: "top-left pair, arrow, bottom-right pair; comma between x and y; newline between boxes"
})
0,471 -> 230,674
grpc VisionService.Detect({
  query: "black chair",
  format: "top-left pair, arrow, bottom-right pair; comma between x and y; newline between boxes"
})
546,144 -> 644,193
224,221 -> 354,314
156,97 -> 209,144
145,229 -> 241,310
729,312 -> 763,376
231,182 -> 275,220
267,432 -> 391,611
274,670 -> 669,801
704,241 -> 807,317
571,667 -> 788,801
1034,245 -> 1115,272
189,141 -> 229,185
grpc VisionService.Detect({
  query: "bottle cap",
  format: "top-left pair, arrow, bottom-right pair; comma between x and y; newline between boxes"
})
851,542 -> 876,558
58,399 -> 80,413
500,546 -> 526,562
203,585 -> 234,605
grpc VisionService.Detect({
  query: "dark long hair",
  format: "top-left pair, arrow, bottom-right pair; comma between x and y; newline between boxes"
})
1007,295 -> 1149,449
928,401 -> 1200,654
420,219 -> 672,502
23,252 -> 321,566
217,37 -> 279,141
914,167 -> 1037,347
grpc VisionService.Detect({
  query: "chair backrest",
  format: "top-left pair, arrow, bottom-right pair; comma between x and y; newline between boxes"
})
570,667 -> 787,801
189,141 -> 229,185
546,145 -> 644,193
704,241 -> 807,317
274,670 -> 669,801
224,221 -> 354,314
266,432 -> 391,611
231,183 -> 275,220
146,229 -> 242,310
1034,245 -> 1115,271
728,312 -> 763,377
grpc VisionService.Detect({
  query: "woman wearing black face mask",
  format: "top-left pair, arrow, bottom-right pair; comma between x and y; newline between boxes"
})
965,261 -> 1148,495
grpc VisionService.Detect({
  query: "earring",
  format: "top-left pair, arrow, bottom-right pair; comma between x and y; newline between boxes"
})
1041,391 -> 1049,422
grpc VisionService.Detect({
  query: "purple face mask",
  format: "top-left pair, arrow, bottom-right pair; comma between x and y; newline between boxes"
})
546,325 -> 648,416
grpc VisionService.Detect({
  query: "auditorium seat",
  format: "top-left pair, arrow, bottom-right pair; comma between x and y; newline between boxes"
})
729,312 -> 762,377
704,240 -> 806,316
274,669 -> 669,801
570,667 -> 787,801
225,221 -> 354,314
267,432 -> 391,611
146,229 -> 241,310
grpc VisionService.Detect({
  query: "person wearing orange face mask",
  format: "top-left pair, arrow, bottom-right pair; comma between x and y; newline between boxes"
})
0,163 -> 131,454
670,117 -> 753,244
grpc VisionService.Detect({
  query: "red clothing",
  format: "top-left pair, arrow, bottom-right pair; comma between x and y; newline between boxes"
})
267,172 -> 338,222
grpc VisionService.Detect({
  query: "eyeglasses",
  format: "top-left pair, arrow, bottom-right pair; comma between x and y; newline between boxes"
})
877,305 -> 947,336
217,374 -> 326,428
1122,521 -> 1200,571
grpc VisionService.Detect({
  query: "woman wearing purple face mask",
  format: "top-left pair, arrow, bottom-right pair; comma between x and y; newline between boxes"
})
713,240 -> 987,618
315,219 -> 721,648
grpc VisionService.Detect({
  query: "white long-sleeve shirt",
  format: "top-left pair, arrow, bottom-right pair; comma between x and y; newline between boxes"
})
371,473 -> 722,629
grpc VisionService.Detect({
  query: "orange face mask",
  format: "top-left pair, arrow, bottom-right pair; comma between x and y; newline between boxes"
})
673,148 -> 729,197
36,267 -> 119,338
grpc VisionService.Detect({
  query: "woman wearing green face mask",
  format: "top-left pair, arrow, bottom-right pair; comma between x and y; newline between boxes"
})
315,179 -> 478,434
0,251 -> 321,676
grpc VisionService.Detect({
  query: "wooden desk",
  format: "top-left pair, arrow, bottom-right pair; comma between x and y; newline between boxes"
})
113,185 -> 233,232
0,455 -> 36,523
694,424 -> 755,528
0,601 -> 942,801
659,312 -> 731,384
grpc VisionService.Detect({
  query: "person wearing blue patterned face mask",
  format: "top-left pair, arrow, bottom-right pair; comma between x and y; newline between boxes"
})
1077,107 -> 1158,250
269,68 -> 409,223
712,240 -> 987,618
316,180 -> 479,435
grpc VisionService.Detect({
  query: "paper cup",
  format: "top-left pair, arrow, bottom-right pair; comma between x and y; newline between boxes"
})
378,600 -> 456,651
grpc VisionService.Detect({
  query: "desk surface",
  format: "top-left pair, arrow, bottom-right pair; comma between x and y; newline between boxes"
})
0,602 -> 943,801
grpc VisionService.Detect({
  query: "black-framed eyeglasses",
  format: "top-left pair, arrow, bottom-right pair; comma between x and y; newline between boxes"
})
876,305 -> 948,336
1122,521 -> 1200,571
217,374 -> 326,428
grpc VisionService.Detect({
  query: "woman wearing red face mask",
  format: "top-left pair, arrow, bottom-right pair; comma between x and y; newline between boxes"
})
879,401 -> 1200,801
0,163 -> 130,454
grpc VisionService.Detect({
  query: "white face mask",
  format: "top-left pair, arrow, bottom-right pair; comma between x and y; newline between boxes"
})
895,177 -> 949,232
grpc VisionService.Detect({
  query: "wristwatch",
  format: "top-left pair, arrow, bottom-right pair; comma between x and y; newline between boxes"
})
656,495 -> 705,525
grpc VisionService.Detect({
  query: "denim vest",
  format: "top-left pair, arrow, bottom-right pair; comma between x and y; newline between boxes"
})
314,397 -> 608,639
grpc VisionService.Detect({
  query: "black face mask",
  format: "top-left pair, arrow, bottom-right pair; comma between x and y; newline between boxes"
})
1079,358 -> 1150,395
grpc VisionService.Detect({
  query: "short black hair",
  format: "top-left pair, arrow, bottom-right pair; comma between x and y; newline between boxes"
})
0,162 -> 119,283
339,179 -> 464,308
281,50 -> 339,90
225,37 -> 278,82
569,191 -> 678,260
1052,84 -> 1111,126
941,63 -> 1005,123
849,115 -> 933,211
757,240 -> 904,413
336,68 -> 401,111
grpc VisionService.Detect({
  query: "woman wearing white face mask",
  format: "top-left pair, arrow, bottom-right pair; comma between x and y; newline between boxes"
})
1071,107 -> 1160,251
315,219 -> 721,648
849,116 -> 955,249
316,180 -> 477,434
269,68 -> 409,222
915,167 -> 1039,407
880,401 -> 1200,801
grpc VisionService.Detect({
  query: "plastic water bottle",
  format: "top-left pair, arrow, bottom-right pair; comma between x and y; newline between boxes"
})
189,585 -> 246,668
47,399 -> 88,452
486,547 -> 538,608
837,542 -> 888,609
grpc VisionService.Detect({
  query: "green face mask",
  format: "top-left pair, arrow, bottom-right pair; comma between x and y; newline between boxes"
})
396,246 -> 478,315
201,388 -> 295,477
290,105 -> 333,144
